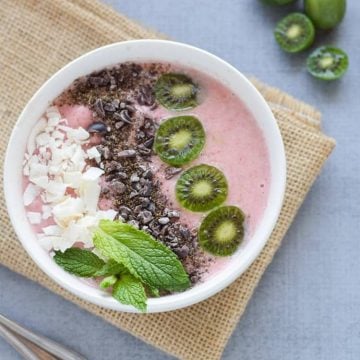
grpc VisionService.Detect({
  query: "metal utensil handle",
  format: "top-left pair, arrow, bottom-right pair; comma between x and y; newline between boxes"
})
0,314 -> 86,360
0,323 -> 40,360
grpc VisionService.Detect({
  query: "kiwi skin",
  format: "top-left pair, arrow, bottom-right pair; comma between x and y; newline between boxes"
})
198,205 -> 245,257
274,13 -> 315,53
175,164 -> 228,212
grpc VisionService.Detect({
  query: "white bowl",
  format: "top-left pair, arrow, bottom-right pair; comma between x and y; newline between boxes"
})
4,40 -> 286,313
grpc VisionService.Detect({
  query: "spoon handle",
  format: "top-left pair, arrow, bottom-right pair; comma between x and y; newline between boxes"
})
0,314 -> 86,360
0,323 -> 40,360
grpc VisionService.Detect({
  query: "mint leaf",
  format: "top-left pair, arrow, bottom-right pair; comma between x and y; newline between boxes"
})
94,259 -> 126,277
94,220 -> 190,292
112,274 -> 147,312
100,275 -> 118,289
54,248 -> 105,277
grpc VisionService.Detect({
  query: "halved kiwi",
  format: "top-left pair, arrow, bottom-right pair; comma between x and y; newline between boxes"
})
154,73 -> 198,110
198,205 -> 245,256
274,13 -> 315,53
307,46 -> 349,81
176,164 -> 228,212
154,115 -> 205,166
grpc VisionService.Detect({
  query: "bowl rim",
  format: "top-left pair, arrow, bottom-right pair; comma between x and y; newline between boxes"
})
4,39 -> 286,313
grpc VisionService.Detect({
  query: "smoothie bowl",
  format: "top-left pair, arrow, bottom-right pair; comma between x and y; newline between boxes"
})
4,40 -> 286,313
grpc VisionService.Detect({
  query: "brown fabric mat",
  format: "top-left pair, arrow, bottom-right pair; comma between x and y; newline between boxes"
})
0,1 -> 336,359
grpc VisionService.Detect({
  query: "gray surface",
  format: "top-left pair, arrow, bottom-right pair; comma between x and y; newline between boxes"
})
1,1 -> 359,359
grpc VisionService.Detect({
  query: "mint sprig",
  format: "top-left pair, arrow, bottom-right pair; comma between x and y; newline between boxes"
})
54,220 -> 190,311
54,248 -> 105,277
94,220 -> 190,292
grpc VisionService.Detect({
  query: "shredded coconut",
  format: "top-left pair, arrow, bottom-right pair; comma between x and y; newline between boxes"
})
23,106 -> 117,252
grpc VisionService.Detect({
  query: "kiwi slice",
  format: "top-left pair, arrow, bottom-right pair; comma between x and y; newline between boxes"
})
154,73 -> 198,110
198,206 -> 245,256
307,46 -> 349,81
154,115 -> 205,166
176,164 -> 228,212
274,13 -> 315,53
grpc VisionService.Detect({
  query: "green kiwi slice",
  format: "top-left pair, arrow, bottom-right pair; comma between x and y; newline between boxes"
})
199,205 -> 245,256
154,73 -> 198,110
274,13 -> 315,53
306,46 -> 349,81
176,164 -> 228,212
154,115 -> 205,166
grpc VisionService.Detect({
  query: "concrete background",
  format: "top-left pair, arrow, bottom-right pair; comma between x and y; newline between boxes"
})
1,1 -> 359,359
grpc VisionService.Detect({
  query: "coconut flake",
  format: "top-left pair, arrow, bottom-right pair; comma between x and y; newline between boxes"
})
51,130 -> 65,140
77,215 -> 99,228
23,183 -> 41,206
61,221 -> 84,249
27,154 -> 40,167
97,209 -> 118,220
80,180 -> 101,214
82,167 -> 104,181
30,175 -> 49,189
47,235 -> 70,252
57,125 -> 73,133
36,132 -> 51,146
42,225 -> 62,236
67,127 -> 90,141
46,180 -> 67,196
68,160 -> 86,172
86,147 -> 101,163
70,146 -> 86,164
44,180 -> 67,203
52,197 -> 84,227
63,171 -> 82,188
48,165 -> 61,175
47,114 -> 61,127
42,205 -> 52,219
37,235 -> 54,251
62,143 -> 77,159
27,212 -> 42,224
27,117 -> 47,155
29,163 -> 48,178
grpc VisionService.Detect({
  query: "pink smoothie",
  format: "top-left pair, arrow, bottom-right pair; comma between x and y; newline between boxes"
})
150,67 -> 271,275
59,104 -> 93,129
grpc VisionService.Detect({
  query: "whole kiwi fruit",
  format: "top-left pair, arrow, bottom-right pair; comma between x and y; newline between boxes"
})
305,0 -> 346,30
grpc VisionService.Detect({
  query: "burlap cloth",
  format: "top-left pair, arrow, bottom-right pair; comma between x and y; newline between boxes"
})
0,1 -> 336,359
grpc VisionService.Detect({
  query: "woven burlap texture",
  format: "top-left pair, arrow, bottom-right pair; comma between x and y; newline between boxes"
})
0,1 -> 335,359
